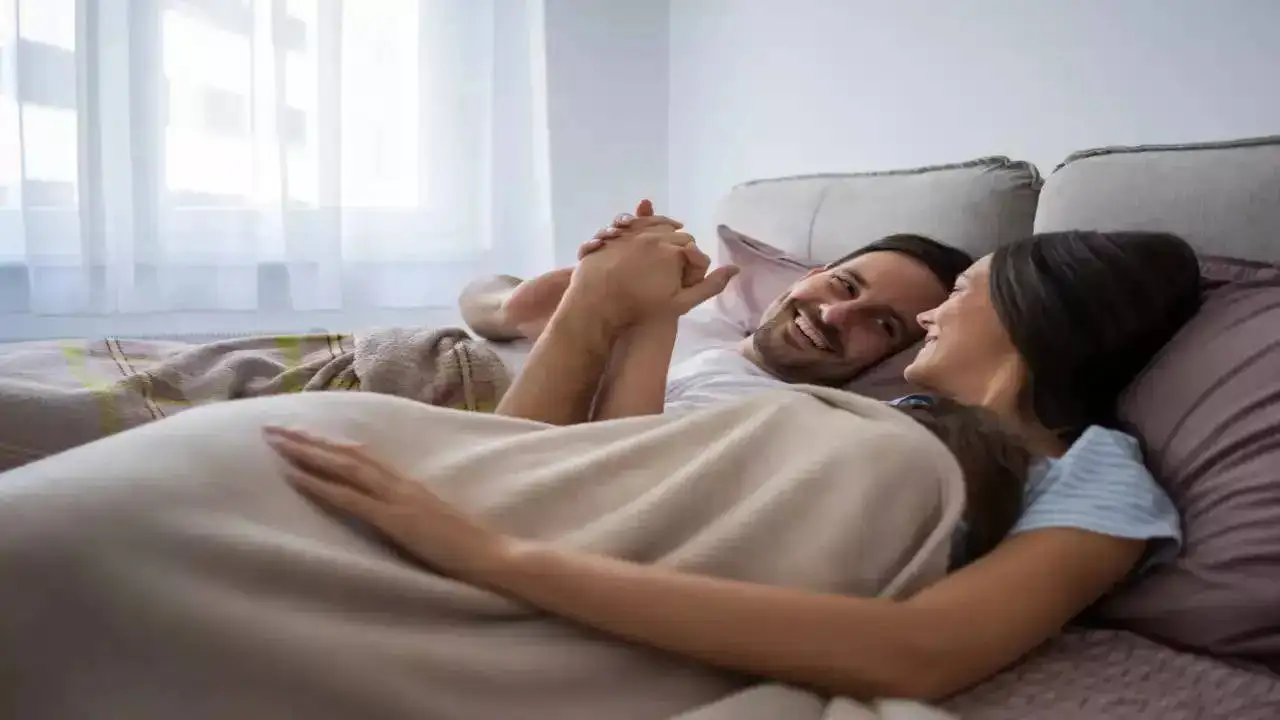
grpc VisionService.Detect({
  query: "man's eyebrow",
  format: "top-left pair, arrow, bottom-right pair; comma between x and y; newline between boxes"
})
846,268 -> 869,289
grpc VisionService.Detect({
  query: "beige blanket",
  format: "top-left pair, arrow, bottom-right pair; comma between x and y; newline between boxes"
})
0,386 -> 964,719
0,327 -> 507,472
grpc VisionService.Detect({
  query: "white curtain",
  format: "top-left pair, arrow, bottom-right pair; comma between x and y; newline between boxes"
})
0,0 -> 553,340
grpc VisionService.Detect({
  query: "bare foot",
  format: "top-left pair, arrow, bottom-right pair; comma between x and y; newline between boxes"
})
458,268 -> 573,342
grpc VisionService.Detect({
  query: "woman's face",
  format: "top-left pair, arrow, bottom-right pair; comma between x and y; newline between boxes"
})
903,256 -> 1026,411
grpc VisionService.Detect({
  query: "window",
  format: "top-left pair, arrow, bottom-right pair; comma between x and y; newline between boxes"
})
0,0 -> 549,340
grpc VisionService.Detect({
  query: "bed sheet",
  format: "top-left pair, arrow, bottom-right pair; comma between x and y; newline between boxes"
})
945,627 -> 1280,719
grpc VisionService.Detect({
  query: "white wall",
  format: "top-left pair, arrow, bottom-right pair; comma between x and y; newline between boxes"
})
544,0 -> 669,266
668,0 -> 1280,252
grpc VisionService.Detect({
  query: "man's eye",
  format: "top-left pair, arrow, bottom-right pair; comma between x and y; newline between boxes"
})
877,317 -> 896,338
837,276 -> 858,296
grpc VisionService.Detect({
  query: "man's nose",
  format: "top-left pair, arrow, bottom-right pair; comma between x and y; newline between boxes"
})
819,299 -> 864,327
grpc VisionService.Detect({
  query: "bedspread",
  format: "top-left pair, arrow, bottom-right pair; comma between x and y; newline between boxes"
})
0,327 -> 507,472
0,387 -> 963,719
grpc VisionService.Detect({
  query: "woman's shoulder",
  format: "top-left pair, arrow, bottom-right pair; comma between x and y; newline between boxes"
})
1016,425 -> 1182,563
1029,424 -> 1155,498
1067,424 -> 1144,457
1049,422 -> 1152,468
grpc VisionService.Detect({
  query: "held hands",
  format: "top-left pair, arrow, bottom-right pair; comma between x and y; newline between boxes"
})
566,200 -> 738,332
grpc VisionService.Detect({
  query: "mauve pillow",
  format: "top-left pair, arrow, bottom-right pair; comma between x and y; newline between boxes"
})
1200,255 -> 1280,288
843,341 -> 926,401
1096,278 -> 1280,670
710,225 -> 816,334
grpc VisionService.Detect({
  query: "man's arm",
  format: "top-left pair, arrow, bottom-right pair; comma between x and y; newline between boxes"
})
591,316 -> 679,421
495,291 -> 617,425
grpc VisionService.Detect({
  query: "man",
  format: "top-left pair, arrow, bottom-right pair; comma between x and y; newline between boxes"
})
463,201 -> 972,420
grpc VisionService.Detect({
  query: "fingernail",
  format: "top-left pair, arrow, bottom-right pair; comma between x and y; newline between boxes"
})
262,427 -> 294,444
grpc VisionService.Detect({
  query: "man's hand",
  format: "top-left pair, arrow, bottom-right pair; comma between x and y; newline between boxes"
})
571,200 -> 738,327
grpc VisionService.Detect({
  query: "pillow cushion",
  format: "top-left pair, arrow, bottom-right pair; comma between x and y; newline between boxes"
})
842,341 -> 926,402
1200,255 -> 1280,289
713,157 -> 1041,266
710,225 -> 817,335
1098,278 -> 1280,670
1035,135 -> 1280,264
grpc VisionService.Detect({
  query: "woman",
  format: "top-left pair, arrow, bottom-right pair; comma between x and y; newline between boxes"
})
266,226 -> 1203,700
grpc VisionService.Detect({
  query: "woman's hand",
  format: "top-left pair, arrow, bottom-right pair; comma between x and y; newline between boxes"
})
263,426 -> 518,585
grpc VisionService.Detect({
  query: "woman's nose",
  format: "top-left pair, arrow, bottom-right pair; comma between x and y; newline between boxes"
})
916,307 -> 936,329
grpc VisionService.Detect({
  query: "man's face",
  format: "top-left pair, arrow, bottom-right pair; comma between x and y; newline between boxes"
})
746,251 -> 950,385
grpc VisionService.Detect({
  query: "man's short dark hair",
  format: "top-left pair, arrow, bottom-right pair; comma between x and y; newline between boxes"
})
826,234 -> 974,291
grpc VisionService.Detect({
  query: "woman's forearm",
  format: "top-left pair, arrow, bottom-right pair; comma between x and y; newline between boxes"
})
490,542 -> 936,700
592,316 -> 679,421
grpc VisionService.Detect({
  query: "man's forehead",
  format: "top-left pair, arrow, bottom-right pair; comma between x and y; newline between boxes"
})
833,251 -> 946,293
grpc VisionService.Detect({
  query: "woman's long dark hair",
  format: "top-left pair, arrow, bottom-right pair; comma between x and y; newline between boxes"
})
988,230 -> 1203,442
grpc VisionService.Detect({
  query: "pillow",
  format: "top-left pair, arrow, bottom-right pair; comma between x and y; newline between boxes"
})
842,341 -> 926,402
710,225 -> 816,334
1200,255 -> 1280,289
1096,278 -> 1280,670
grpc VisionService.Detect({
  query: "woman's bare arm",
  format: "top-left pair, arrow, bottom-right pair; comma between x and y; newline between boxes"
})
489,529 -> 1145,700
591,317 -> 679,421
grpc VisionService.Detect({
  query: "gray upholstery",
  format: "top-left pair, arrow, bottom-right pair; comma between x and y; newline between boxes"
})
1035,135 -> 1280,262
712,157 -> 1042,265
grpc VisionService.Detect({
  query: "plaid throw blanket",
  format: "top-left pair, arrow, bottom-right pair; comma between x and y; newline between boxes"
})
0,326 -> 508,473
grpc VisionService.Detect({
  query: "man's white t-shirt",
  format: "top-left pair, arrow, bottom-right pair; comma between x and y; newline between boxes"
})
662,348 -> 786,416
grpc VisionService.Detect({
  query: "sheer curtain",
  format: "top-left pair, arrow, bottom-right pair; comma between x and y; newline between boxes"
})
0,0 -> 552,340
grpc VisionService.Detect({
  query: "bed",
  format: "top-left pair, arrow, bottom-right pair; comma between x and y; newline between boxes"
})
3,136 -> 1280,718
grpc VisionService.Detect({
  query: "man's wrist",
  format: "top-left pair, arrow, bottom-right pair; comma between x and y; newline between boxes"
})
635,313 -> 680,335
546,288 -> 624,355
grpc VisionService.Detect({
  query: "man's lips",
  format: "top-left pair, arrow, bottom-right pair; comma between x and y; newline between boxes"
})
790,307 -> 836,352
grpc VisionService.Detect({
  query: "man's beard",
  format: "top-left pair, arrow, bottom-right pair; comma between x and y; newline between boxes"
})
750,300 -> 853,386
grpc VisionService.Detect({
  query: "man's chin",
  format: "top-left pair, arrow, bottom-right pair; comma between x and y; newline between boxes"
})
757,355 -> 855,387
